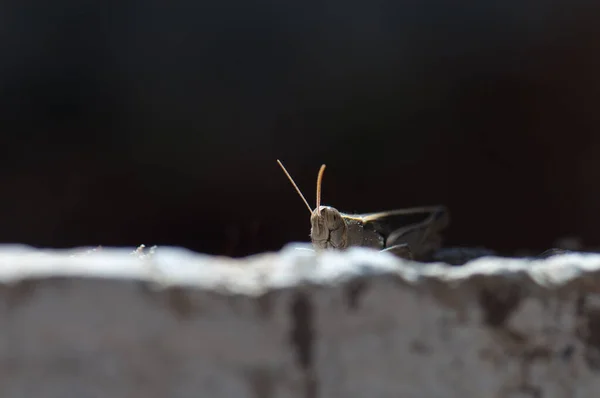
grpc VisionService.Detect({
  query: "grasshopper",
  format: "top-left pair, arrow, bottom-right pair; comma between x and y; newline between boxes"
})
277,160 -> 450,260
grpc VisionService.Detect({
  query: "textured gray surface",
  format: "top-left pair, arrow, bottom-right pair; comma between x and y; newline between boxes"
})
0,243 -> 599,397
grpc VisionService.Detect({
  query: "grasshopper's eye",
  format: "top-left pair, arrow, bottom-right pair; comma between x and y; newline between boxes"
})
324,208 -> 342,224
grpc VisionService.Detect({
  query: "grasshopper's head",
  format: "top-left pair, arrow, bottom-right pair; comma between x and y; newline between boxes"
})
277,160 -> 348,250
310,205 -> 348,249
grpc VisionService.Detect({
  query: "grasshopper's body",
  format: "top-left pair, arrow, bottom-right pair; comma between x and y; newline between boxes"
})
311,205 -> 449,260
277,160 -> 450,261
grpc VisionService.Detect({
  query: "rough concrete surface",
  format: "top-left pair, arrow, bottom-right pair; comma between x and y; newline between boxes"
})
0,243 -> 599,398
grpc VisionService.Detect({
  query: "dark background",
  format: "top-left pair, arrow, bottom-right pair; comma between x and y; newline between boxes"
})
0,1 -> 599,257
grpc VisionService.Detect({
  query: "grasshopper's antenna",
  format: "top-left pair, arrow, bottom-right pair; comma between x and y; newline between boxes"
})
277,160 -> 313,214
316,164 -> 326,215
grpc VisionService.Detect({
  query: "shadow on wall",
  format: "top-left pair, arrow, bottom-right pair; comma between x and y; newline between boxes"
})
0,0 -> 599,256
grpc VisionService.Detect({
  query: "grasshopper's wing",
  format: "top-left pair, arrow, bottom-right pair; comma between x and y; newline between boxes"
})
357,206 -> 449,259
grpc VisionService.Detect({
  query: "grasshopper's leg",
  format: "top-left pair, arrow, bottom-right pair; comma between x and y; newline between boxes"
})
381,244 -> 414,260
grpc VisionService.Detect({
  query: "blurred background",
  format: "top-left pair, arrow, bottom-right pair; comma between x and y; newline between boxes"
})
0,1 -> 599,257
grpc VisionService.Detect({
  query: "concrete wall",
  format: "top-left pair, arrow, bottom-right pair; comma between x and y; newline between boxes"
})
0,243 -> 598,397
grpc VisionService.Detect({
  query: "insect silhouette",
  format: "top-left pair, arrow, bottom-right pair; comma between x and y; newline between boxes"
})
277,160 -> 449,260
